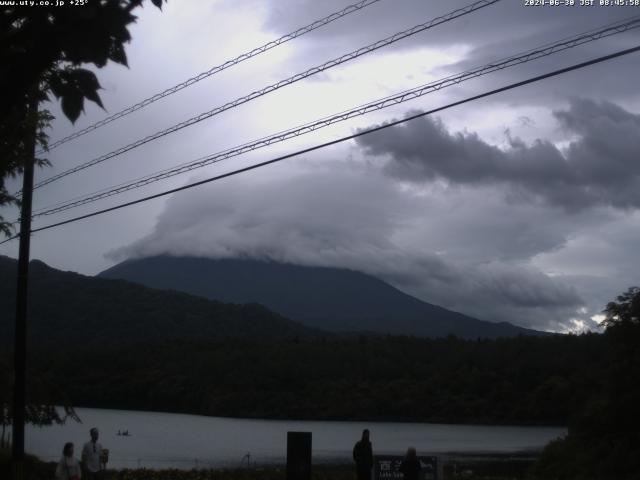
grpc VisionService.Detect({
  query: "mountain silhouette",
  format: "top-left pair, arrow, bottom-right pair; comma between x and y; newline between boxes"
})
0,255 -> 320,346
100,256 -> 547,338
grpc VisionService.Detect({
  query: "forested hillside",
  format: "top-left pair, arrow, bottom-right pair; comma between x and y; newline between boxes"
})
0,256 -> 322,346
532,287 -> 640,480
100,256 -> 546,339
7,333 -> 605,426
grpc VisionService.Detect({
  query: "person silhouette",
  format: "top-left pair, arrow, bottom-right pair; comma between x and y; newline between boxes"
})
55,442 -> 81,480
399,447 -> 421,480
81,428 -> 105,480
353,429 -> 373,480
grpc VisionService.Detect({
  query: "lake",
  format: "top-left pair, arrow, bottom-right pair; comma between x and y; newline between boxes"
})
25,408 -> 566,469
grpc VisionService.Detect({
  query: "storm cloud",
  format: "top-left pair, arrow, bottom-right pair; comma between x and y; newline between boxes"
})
109,158 -> 589,332
356,98 -> 640,211
1,1 -> 636,334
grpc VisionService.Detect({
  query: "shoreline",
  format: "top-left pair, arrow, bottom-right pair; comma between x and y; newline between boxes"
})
3,448 -> 541,480
63,405 -> 568,429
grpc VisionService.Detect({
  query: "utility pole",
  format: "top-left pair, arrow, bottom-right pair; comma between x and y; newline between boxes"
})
12,92 -> 38,480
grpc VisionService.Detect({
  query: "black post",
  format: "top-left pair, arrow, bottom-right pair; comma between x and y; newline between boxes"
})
11,94 -> 38,480
286,431 -> 312,480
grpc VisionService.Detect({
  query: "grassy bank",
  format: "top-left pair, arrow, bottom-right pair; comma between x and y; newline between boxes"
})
0,448 -> 55,480
1,448 -> 539,480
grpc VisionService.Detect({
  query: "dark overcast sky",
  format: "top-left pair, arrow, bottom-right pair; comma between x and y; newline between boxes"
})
2,0 -> 639,332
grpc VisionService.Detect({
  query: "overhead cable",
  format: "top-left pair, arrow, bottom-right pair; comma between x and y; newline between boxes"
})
28,0 -> 501,193
30,16 -> 640,218
2,43 -> 637,247
40,0 -> 386,153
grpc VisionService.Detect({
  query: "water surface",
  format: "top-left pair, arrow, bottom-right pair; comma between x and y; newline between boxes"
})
26,408 -> 566,469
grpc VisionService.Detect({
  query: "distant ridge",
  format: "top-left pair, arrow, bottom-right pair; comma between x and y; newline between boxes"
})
100,256 -> 547,339
0,255 -> 321,346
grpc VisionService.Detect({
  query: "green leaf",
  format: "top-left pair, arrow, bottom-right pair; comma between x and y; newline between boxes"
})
71,68 -> 104,109
60,94 -> 84,124
48,72 -> 65,99
109,43 -> 128,67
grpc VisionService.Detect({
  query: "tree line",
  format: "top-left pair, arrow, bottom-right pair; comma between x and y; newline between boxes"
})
2,286 -> 638,479
1,333 -> 604,426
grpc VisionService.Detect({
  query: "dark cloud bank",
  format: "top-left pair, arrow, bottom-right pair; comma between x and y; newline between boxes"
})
110,98 -> 640,333
357,98 -> 640,211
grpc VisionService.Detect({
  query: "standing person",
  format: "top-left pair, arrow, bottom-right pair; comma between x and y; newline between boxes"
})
399,447 -> 421,480
353,429 -> 373,480
82,427 -> 105,480
55,442 -> 81,480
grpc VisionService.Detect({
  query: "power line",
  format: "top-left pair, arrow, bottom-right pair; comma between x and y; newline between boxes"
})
27,13 -> 640,220
32,11 -> 640,216
29,16 -> 640,218
28,13 -> 640,219
40,0 -> 386,154
2,43 -> 638,246
27,0 -> 500,193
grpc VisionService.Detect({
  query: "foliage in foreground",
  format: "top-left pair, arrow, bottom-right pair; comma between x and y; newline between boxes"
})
532,287 -> 640,480
1,0 -> 165,235
0,448 -> 53,480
